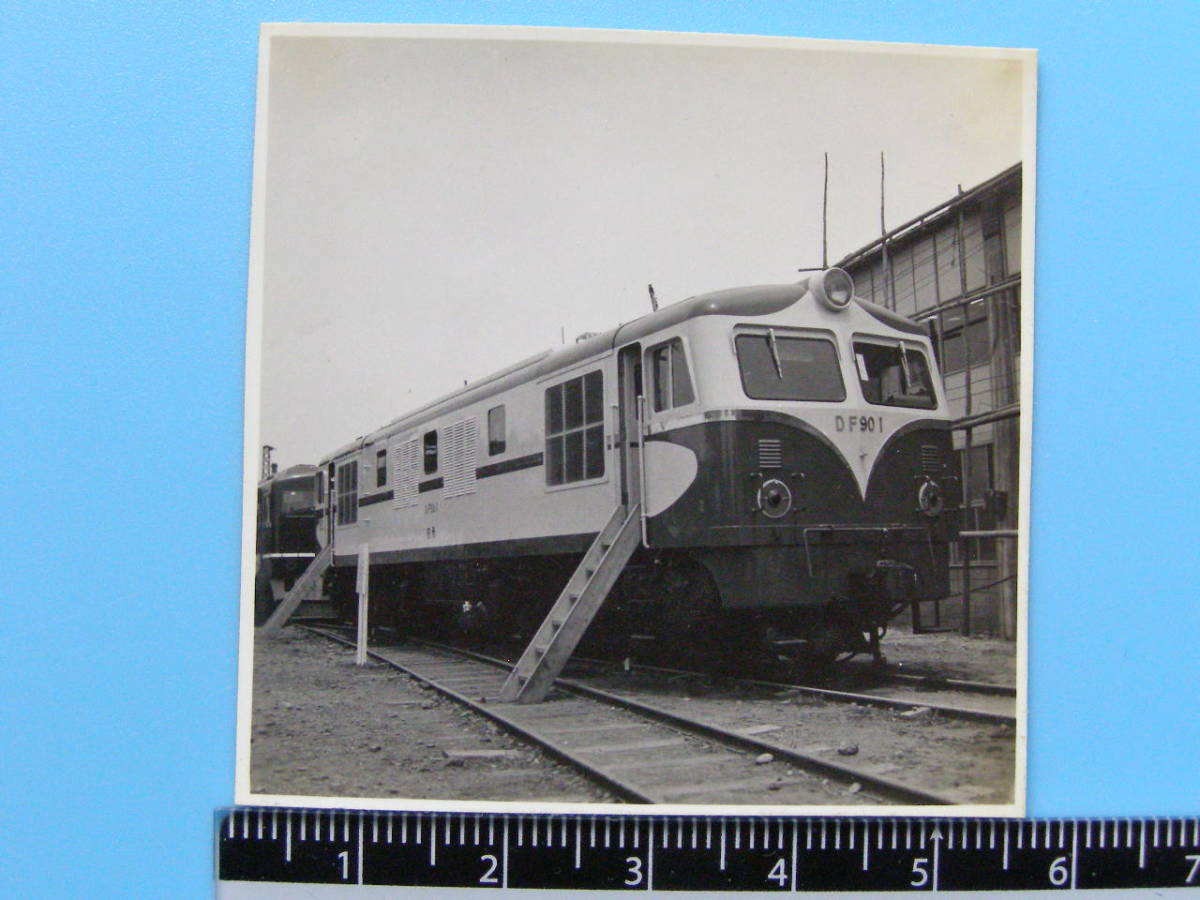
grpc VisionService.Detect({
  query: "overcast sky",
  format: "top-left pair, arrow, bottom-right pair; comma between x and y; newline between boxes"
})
252,27 -> 1030,469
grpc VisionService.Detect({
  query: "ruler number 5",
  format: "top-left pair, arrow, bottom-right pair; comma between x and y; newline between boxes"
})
1186,854 -> 1200,884
910,857 -> 929,887
479,854 -> 500,884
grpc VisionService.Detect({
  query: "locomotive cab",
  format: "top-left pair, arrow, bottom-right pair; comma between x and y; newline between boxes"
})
630,269 -> 959,665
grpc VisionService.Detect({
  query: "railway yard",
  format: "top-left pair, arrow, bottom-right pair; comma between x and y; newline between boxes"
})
249,624 -> 1017,807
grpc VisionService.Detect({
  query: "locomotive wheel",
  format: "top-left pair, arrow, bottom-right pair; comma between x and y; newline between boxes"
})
653,556 -> 723,668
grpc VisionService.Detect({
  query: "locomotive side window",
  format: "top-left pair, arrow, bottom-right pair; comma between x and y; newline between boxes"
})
335,461 -> 358,526
423,430 -> 438,474
648,338 -> 695,411
736,332 -> 845,401
852,341 -> 937,409
375,448 -> 387,487
488,405 -> 506,455
545,370 -> 604,486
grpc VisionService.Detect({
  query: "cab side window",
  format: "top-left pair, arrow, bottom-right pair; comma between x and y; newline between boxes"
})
647,338 -> 695,411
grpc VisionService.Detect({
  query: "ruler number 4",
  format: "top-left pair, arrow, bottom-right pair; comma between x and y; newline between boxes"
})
766,857 -> 788,887
1186,854 -> 1200,884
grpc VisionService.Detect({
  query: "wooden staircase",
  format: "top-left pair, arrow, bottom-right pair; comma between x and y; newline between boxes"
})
258,543 -> 334,634
497,505 -> 641,704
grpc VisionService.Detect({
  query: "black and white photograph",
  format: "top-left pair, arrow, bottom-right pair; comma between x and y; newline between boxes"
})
237,24 -> 1035,815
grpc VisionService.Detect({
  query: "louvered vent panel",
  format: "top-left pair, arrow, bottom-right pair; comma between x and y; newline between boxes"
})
758,438 -> 783,470
392,437 -> 421,508
920,444 -> 942,474
443,418 -> 478,498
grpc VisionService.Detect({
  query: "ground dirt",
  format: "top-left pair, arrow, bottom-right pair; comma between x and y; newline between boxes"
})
875,626 -> 1017,686
249,628 -> 612,803
576,672 -> 1016,806
249,625 -> 1017,807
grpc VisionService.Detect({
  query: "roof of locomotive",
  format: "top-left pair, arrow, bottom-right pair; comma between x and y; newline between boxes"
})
257,463 -> 318,490
321,278 -> 927,464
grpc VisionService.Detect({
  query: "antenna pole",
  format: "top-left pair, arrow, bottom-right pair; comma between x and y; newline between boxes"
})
647,283 -> 658,312
822,152 -> 829,269
880,151 -> 893,309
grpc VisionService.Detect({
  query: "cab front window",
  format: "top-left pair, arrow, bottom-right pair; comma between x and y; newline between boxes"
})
735,331 -> 845,401
853,340 -> 937,409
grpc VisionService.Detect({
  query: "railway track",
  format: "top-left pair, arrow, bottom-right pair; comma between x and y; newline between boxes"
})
301,626 -> 958,807
565,657 -> 1017,728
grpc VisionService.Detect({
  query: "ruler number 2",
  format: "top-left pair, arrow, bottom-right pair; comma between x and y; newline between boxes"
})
479,854 -> 500,884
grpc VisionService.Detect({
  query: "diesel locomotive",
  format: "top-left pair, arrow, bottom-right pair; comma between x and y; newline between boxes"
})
254,463 -> 320,624
313,268 -> 959,667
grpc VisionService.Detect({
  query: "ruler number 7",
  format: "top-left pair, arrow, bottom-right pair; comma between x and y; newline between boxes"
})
1186,854 -> 1200,884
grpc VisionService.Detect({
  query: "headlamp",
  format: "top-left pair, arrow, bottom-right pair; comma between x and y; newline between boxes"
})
811,267 -> 855,311
758,478 -> 793,519
917,478 -> 944,517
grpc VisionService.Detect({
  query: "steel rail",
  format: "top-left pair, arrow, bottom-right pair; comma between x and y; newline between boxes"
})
568,653 -> 1016,701
558,655 -> 1015,726
417,639 -> 959,806
299,626 -> 653,804
881,670 -> 1016,698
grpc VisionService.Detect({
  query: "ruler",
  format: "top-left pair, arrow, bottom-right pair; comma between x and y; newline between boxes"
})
217,809 -> 1200,892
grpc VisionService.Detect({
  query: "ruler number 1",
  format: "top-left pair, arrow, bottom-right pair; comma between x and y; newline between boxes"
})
1186,854 -> 1200,884
336,850 -> 350,881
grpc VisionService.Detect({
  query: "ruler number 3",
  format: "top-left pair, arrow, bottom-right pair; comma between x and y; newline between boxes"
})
625,856 -> 644,886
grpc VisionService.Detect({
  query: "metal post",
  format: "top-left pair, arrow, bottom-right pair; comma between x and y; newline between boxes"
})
955,204 -> 973,637
355,543 -> 369,666
637,395 -> 648,547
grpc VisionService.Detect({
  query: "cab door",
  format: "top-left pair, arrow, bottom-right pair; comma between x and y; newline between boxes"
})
617,343 -> 644,510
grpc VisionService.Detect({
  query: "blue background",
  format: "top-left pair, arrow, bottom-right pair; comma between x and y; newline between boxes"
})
2,2 -> 1197,897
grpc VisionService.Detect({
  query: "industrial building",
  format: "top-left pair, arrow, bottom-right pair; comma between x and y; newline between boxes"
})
837,163 -> 1023,639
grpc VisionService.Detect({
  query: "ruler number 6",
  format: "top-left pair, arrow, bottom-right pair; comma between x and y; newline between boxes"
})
1186,854 -> 1200,884
479,854 -> 500,884
1048,855 -> 1069,886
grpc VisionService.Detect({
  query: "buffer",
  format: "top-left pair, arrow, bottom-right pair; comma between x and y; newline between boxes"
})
498,504 -> 641,704
258,543 -> 334,634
